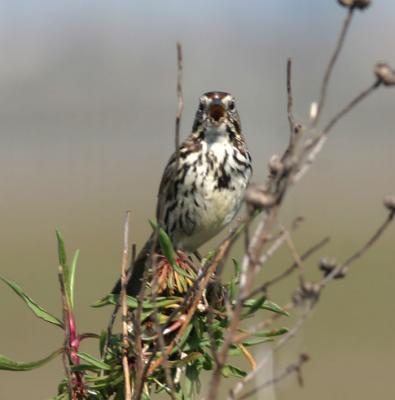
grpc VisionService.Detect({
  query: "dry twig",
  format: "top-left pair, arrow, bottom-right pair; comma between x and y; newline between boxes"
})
236,353 -> 310,400
175,42 -> 184,171
312,7 -> 354,127
120,212 -> 132,400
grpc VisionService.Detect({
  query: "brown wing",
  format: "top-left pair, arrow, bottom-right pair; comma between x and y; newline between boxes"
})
155,133 -> 202,226
156,151 -> 178,225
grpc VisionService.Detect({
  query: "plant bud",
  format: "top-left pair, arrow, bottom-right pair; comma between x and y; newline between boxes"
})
374,63 -> 395,86
337,0 -> 371,10
383,194 -> 395,212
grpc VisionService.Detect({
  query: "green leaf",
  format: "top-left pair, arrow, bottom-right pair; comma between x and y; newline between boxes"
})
0,348 -> 62,371
149,220 -> 195,280
241,337 -> 275,346
250,327 -> 289,338
55,229 -> 67,267
167,352 -> 202,368
1,277 -> 63,328
242,294 -> 267,317
77,352 -> 112,371
99,330 -> 107,357
222,364 -> 247,378
241,298 -> 289,316
56,230 -> 73,308
69,249 -> 80,308
172,324 -> 193,354
149,219 -> 176,265
185,364 -> 200,396
201,251 -> 214,267
70,363 -> 101,372
93,294 -> 182,310
232,258 -> 241,281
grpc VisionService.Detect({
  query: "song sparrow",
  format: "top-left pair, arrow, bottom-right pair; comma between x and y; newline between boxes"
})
113,91 -> 252,295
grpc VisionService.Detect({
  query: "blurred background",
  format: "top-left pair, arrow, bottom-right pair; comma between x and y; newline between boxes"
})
0,0 -> 394,398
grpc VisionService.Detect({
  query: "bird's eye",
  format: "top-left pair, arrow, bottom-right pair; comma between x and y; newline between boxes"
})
198,101 -> 205,112
229,100 -> 235,111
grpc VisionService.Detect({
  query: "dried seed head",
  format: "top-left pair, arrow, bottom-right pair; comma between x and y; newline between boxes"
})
319,257 -> 346,279
155,252 -> 196,295
300,352 -> 310,363
337,0 -> 371,10
383,194 -> 395,212
374,63 -> 395,86
293,281 -> 320,305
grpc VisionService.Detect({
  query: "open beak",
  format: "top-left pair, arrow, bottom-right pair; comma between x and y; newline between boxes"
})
208,100 -> 225,123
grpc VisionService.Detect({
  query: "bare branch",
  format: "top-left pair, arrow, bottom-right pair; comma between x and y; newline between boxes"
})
312,7 -> 354,127
230,303 -> 313,400
283,231 -> 305,285
249,236 -> 330,298
293,79 -> 381,184
120,211 -> 132,400
320,210 -> 394,289
287,57 -> 295,133
230,208 -> 393,399
283,58 -> 302,161
236,353 -> 310,400
133,251 -> 148,400
175,42 -> 184,171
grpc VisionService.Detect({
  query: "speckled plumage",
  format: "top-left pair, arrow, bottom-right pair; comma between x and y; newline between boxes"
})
113,91 -> 252,296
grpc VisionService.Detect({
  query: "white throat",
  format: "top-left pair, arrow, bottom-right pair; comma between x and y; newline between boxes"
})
204,122 -> 229,146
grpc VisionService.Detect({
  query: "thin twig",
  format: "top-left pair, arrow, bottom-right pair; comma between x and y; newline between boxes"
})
283,231 -> 305,285
175,42 -> 184,171
248,236 -> 330,299
120,212 -> 132,400
207,207 -> 279,400
257,217 -> 304,268
293,79 -> 381,184
148,259 -> 178,400
230,302 -> 312,400
283,58 -> 301,161
322,79 -> 381,134
237,353 -> 310,400
287,57 -> 295,133
133,250 -> 147,400
312,7 -> 354,127
320,210 -> 394,289
230,210 -> 394,399
232,301 -> 293,345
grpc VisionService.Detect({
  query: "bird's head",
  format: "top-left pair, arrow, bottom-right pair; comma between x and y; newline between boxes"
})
192,91 -> 241,140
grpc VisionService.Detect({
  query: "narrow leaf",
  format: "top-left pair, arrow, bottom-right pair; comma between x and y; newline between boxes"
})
242,298 -> 289,316
92,294 -> 182,310
55,229 -> 67,267
69,249 -> 80,308
222,364 -> 247,378
77,352 -> 112,371
99,330 -> 107,357
242,294 -> 267,317
1,277 -> 63,328
0,348 -> 62,371
250,327 -> 289,338
150,220 -> 195,280
167,352 -> 202,368
149,220 -> 176,266
232,258 -> 241,281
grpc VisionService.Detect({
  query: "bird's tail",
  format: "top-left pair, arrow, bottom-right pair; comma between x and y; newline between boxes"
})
111,235 -> 154,296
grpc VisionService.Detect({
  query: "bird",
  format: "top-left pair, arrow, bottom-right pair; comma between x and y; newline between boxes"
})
112,91 -> 252,296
